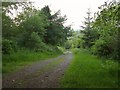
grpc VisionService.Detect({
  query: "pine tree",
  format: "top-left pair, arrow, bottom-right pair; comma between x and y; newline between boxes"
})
81,8 -> 93,48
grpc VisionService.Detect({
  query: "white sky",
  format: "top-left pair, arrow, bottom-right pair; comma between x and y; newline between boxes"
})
31,0 -> 112,30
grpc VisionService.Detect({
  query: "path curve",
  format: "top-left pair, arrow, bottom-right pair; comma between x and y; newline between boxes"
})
3,52 -> 73,88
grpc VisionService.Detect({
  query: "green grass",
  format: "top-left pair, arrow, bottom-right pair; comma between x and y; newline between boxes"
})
3,50 -> 62,74
60,49 -> 119,88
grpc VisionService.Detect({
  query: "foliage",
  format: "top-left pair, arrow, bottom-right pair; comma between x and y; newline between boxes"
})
65,40 -> 72,49
80,1 -> 120,60
2,39 -> 17,54
2,12 -> 18,40
2,2 -> 72,55
80,9 -> 94,48
41,6 -> 72,45
91,38 -> 109,56
91,1 -> 120,60
65,31 -> 82,49
17,9 -> 49,49
2,2 -> 71,74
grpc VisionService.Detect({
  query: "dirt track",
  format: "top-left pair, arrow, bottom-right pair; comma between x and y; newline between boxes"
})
2,52 -> 73,88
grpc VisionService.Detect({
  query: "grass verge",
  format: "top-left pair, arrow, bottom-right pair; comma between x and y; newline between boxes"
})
60,49 -> 119,88
3,50 -> 62,74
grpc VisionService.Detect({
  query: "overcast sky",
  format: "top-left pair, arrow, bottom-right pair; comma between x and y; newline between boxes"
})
31,0 -> 112,30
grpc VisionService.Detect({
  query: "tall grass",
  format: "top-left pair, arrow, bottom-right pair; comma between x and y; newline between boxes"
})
60,49 -> 119,88
3,49 -> 62,74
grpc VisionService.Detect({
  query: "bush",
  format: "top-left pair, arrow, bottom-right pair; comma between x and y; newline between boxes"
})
91,39 -> 112,57
18,32 -> 46,51
65,41 -> 72,49
2,39 -> 17,54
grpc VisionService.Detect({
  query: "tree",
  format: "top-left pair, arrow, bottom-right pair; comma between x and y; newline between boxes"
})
2,2 -> 72,54
80,8 -> 94,48
91,1 -> 120,60
16,7 -> 49,50
41,6 -> 71,45
2,2 -> 30,54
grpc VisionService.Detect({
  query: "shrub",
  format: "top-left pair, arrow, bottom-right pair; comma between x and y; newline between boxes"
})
65,41 -> 72,49
2,39 -> 17,54
91,39 -> 112,57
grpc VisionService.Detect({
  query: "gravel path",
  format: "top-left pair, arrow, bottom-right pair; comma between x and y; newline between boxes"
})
2,52 -> 73,88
